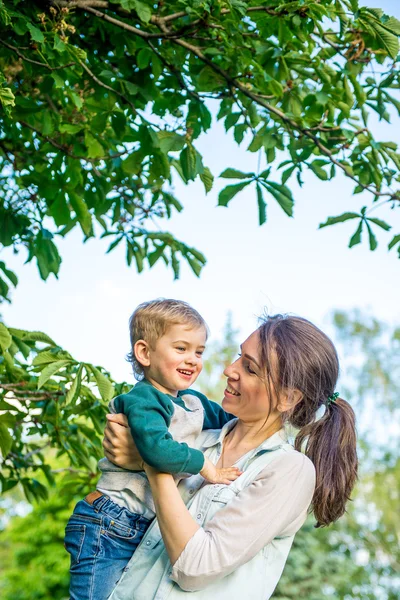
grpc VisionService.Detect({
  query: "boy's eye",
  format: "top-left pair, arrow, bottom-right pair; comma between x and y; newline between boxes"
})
196,350 -> 204,357
176,346 -> 186,351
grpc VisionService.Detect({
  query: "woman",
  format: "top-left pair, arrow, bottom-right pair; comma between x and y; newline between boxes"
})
103,315 -> 358,600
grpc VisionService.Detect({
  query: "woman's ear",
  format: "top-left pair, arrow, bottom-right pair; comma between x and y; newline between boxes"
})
134,340 -> 151,368
277,389 -> 303,413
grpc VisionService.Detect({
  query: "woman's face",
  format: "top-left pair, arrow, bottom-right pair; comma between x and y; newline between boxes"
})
223,329 -> 278,422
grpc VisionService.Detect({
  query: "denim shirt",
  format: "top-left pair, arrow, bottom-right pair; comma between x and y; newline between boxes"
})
109,422 -> 316,600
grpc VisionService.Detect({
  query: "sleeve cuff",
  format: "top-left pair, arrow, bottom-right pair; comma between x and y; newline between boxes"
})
185,449 -> 205,474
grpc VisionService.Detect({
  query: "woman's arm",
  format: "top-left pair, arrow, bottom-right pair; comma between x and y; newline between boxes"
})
150,453 -> 316,592
145,466 -> 200,564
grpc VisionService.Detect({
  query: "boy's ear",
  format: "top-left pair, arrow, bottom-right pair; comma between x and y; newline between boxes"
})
277,389 -> 303,413
134,340 -> 151,368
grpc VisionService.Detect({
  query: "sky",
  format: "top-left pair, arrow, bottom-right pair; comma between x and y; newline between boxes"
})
1,0 -> 400,384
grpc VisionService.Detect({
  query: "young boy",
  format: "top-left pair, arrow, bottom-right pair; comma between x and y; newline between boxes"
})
65,299 -> 238,600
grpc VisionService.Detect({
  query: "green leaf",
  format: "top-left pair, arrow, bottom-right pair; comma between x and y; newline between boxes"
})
0,322 -> 12,352
367,217 -> 391,231
309,161 -> 328,181
122,152 -> 142,175
218,181 -> 252,207
0,422 -> 12,457
366,223 -> 378,251
51,72 -> 64,88
65,364 -> 83,405
360,9 -> 400,59
137,48 -> 152,69
37,360 -> 72,389
180,145 -> 198,181
220,168 -> 255,179
281,166 -> 295,184
388,233 -> 400,250
186,255 -> 203,277
224,112 -> 241,131
234,123 -> 247,144
26,22 -> 45,43
157,131 -> 185,153
349,221 -> 363,248
200,167 -> 214,194
0,85 -> 15,115
59,124 -> 83,134
262,182 -> 294,217
89,365 -> 114,401
256,183 -> 267,225
319,213 -> 360,229
0,262 -> 17,286
134,0 -> 152,23
69,192 -> 92,236
148,244 -> 166,267
84,131 -> 104,159
32,350 -> 63,367
22,331 -> 57,346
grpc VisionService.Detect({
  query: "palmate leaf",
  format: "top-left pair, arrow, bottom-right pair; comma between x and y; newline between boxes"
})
200,167 -> 214,194
261,181 -> 294,217
358,8 -> 400,59
37,359 -> 73,389
319,213 -> 360,229
0,422 -> 13,457
88,365 -> 115,402
220,168 -> 255,179
367,217 -> 391,231
0,322 -> 12,352
256,183 -> 267,225
20,331 -> 57,346
65,364 -> 83,405
366,223 -> 378,251
388,233 -> 400,255
218,180 -> 252,207
349,220 -> 364,248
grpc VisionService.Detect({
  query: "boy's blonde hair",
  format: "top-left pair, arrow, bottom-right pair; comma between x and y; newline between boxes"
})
127,298 -> 208,379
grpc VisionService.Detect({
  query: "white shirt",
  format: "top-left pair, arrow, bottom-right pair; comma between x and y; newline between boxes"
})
109,421 -> 316,600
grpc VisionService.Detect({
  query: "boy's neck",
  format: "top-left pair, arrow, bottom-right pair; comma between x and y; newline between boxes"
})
145,376 -> 178,397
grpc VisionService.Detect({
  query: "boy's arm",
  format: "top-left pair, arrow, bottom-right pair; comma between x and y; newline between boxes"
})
115,387 -> 205,475
183,389 -> 236,430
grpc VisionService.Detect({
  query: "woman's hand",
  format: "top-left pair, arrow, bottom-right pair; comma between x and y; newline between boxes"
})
103,413 -> 144,471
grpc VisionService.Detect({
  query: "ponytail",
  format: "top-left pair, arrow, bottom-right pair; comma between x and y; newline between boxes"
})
258,315 -> 358,528
294,397 -> 358,527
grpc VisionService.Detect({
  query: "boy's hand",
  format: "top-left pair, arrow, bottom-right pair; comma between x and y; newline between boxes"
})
200,457 -> 242,485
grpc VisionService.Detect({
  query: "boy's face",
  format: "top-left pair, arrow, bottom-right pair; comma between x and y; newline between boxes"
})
139,324 -> 207,396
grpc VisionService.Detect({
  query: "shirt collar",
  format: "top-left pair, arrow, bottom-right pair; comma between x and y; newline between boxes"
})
202,418 -> 289,452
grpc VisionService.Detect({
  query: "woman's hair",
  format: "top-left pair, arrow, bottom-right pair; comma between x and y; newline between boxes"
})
127,298 -> 208,379
258,314 -> 358,527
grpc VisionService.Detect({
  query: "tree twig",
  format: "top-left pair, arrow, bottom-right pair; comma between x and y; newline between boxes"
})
0,40 -> 75,70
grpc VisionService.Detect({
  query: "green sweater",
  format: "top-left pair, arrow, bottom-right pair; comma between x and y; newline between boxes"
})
112,379 -> 234,475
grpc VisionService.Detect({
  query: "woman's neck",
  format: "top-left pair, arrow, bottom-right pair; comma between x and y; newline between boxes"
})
222,414 -> 283,459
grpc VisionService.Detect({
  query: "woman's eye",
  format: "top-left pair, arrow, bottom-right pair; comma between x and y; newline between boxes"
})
245,363 -> 256,375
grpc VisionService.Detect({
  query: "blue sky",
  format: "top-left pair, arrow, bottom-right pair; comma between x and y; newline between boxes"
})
2,0 -> 400,383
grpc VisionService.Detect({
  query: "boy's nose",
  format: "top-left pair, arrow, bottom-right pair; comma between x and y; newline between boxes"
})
185,353 -> 199,365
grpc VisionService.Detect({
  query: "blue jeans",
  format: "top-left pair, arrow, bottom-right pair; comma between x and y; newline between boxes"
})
64,494 -> 152,600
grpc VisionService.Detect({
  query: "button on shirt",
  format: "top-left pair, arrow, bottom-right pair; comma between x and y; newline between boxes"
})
109,421 -> 316,600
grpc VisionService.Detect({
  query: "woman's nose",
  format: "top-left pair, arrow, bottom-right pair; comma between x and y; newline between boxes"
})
224,359 -> 239,379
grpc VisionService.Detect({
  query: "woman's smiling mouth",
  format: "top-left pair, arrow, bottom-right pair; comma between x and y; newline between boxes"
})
225,384 -> 240,397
